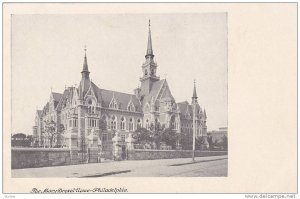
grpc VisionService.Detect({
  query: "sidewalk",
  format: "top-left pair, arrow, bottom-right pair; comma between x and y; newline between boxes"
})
12,155 -> 228,177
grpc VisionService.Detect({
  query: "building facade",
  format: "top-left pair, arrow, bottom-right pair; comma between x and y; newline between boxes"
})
32,21 -> 208,151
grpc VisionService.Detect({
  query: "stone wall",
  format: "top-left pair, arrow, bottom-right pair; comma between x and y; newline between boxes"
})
11,148 -> 75,169
127,149 -> 227,160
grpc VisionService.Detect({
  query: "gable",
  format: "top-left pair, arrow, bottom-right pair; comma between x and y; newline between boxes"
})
158,81 -> 174,101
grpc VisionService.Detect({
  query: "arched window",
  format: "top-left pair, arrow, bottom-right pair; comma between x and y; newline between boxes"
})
111,115 -> 117,129
120,117 -> 126,130
144,103 -> 150,112
137,119 -> 141,129
109,99 -> 118,109
145,69 -> 148,76
145,119 -> 149,130
87,99 -> 96,114
127,103 -> 135,112
129,118 -> 134,131
102,115 -> 109,129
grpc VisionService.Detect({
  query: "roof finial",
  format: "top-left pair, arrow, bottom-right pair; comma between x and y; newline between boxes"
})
149,18 -> 151,28
81,45 -> 90,78
192,79 -> 198,101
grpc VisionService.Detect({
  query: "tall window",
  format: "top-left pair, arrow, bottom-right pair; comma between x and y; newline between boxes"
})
102,115 -> 109,129
87,99 -> 96,114
111,115 -> 116,129
74,119 -> 77,127
145,119 -> 149,130
120,117 -> 126,130
137,119 -> 141,129
129,118 -> 134,131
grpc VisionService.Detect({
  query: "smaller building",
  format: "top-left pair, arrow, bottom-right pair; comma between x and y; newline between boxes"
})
208,127 -> 228,143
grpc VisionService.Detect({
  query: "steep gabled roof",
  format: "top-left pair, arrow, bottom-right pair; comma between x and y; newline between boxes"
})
52,92 -> 63,102
56,88 -> 72,111
140,79 -> 165,106
91,82 -> 103,103
99,89 -> 142,112
42,102 -> 49,115
177,101 -> 201,119
177,101 -> 192,116
36,110 -> 43,118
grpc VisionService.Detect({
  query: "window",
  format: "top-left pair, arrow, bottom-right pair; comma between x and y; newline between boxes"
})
88,119 -> 97,128
137,119 -> 141,129
111,115 -> 117,129
120,117 -> 126,130
127,103 -> 135,112
145,104 -> 150,112
88,106 -> 95,114
145,69 -> 148,76
109,98 -> 118,110
129,118 -> 134,131
145,119 -> 149,130
74,119 -> 77,127
69,120 -> 72,128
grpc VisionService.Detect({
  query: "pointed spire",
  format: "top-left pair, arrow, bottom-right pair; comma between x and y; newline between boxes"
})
81,45 -> 90,79
192,80 -> 198,100
145,19 -> 154,58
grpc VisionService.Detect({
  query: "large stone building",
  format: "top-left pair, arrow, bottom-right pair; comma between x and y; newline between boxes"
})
32,21 -> 208,152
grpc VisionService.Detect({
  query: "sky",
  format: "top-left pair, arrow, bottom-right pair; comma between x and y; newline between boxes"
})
11,13 -> 227,134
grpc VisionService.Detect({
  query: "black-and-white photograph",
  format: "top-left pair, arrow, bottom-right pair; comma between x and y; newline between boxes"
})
11,14 -> 228,178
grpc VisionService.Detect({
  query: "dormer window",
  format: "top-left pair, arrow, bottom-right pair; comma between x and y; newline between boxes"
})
109,97 -> 118,109
127,102 -> 135,112
144,103 -> 150,112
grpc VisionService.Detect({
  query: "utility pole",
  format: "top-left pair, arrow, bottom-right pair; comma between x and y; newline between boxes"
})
192,102 -> 196,162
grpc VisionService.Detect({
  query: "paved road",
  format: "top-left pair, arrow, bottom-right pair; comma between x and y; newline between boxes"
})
12,155 -> 228,177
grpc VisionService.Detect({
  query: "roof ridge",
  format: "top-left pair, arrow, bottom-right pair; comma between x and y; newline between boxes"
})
100,88 -> 135,96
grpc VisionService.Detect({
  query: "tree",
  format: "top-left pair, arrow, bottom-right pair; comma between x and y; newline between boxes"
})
149,121 -> 165,149
11,133 -> 31,147
220,135 -> 228,151
98,118 -> 107,143
161,128 -> 177,149
56,124 -> 65,148
195,136 -> 206,150
180,130 -> 193,150
44,120 -> 57,148
207,133 -> 213,151
132,128 -> 152,144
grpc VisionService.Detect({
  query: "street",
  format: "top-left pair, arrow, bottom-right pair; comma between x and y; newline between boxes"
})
12,155 -> 228,177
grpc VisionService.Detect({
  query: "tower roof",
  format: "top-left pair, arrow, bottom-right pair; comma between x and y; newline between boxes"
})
81,46 -> 90,76
192,80 -> 198,99
145,19 -> 154,58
